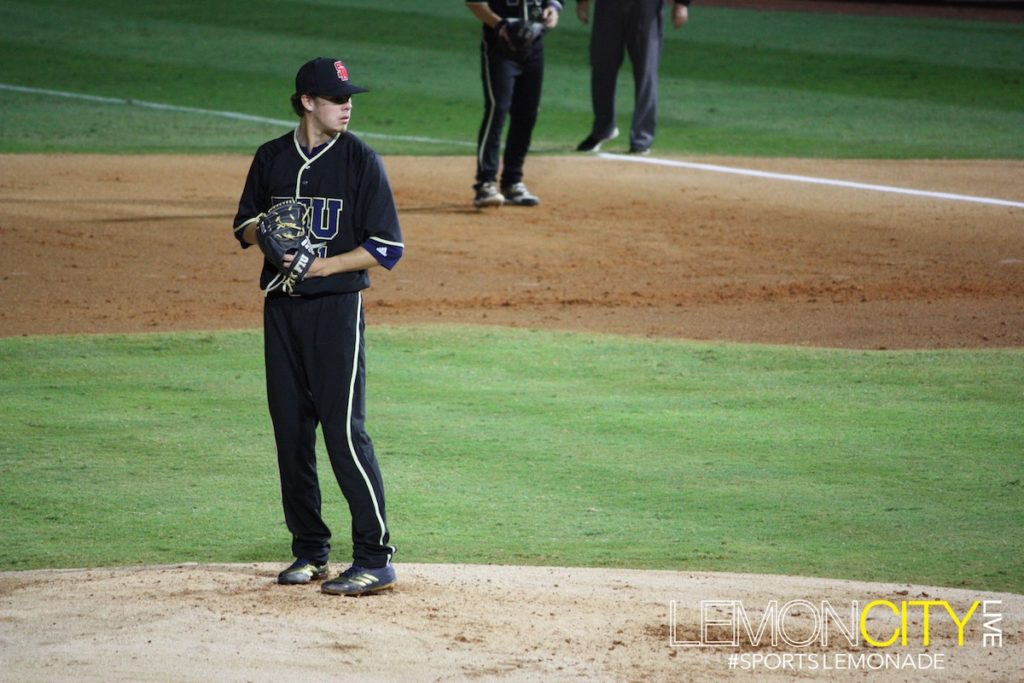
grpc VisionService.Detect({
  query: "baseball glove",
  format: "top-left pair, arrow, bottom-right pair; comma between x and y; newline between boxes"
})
255,200 -> 316,294
499,18 -> 545,58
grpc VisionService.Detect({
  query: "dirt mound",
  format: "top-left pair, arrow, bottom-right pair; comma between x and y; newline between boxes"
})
1,563 -> 1020,681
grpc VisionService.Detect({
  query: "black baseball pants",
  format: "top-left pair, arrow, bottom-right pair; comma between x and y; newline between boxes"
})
263,292 -> 393,569
475,39 -> 545,187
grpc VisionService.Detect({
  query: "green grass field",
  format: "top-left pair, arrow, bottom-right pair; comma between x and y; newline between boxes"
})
1,330 -> 1021,593
1,1 -> 1022,593
1,0 -> 1022,156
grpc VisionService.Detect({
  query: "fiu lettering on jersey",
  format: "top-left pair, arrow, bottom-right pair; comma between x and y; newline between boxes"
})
272,196 -> 344,241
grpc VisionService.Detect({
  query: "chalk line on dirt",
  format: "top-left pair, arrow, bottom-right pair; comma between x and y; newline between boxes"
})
601,153 -> 1024,209
3,82 -> 1021,208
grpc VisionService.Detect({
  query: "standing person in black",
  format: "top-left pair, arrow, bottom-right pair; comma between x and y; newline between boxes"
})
576,0 -> 691,155
232,57 -> 404,596
466,0 -> 563,208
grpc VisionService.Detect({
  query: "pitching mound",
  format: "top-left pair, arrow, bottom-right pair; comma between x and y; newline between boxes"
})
1,563 -> 1021,681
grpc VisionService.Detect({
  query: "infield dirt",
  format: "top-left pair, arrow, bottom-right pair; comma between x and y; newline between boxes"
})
1,154 -> 1022,348
0,152 -> 1021,681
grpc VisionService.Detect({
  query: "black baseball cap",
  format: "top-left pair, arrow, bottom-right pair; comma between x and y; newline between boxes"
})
295,57 -> 369,98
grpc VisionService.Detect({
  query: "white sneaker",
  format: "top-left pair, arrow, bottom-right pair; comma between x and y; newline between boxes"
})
474,181 -> 505,208
501,182 -> 540,207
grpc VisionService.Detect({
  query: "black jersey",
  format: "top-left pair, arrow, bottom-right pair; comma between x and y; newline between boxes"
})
467,0 -> 548,21
467,0 -> 562,43
233,130 -> 404,296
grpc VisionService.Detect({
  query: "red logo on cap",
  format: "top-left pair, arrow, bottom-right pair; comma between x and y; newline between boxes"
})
334,61 -> 349,82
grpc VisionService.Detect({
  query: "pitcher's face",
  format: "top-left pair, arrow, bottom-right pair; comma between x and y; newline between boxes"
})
309,94 -> 353,135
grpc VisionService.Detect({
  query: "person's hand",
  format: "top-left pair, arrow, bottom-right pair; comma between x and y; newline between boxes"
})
543,6 -> 559,29
284,252 -> 331,277
576,0 -> 589,24
672,3 -> 688,28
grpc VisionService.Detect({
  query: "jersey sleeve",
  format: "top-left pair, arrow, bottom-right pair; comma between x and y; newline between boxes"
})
356,152 -> 405,270
232,148 -> 270,249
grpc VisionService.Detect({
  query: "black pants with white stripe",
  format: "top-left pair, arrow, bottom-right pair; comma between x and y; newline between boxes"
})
264,292 -> 393,569
475,38 -> 545,187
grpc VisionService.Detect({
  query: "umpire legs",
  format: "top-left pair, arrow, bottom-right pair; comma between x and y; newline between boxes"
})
589,0 -> 626,141
625,0 -> 664,150
264,293 -> 394,569
589,0 -> 664,149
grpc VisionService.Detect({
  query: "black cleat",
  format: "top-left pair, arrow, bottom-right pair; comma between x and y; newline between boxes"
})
576,127 -> 619,152
322,564 -> 397,596
277,558 -> 329,585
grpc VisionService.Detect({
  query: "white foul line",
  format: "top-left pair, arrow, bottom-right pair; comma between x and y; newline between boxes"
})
0,82 -> 475,148
600,153 -> 1024,209
3,82 -> 1021,207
